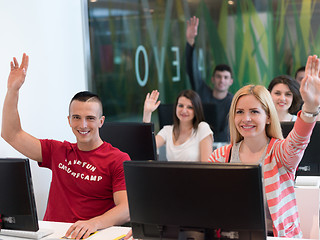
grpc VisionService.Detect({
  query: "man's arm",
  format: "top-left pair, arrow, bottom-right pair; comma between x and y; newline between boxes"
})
186,16 -> 206,92
1,54 -> 42,162
65,190 -> 130,240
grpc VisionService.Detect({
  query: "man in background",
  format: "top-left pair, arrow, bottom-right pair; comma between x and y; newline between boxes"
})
295,66 -> 305,85
186,16 -> 233,142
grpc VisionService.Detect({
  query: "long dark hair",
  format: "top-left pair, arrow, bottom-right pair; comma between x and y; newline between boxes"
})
267,75 -> 302,114
172,90 -> 205,140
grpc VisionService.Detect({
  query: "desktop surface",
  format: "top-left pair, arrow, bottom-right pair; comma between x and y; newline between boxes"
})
0,221 -> 310,240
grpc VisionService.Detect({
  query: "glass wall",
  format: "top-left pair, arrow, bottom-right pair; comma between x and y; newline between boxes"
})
87,0 -> 320,125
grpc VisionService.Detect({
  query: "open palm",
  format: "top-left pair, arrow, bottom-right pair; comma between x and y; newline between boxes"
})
144,90 -> 160,114
300,55 -> 320,108
186,16 -> 199,45
8,53 -> 29,91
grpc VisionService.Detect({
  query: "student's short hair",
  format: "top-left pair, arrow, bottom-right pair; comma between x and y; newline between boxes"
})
69,91 -> 103,117
173,90 -> 204,140
212,64 -> 233,78
295,66 -> 305,79
267,75 -> 302,114
229,85 -> 283,144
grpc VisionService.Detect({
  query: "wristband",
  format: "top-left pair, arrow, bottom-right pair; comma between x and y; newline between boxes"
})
302,107 -> 320,118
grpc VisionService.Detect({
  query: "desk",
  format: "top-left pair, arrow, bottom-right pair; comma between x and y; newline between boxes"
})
295,187 -> 320,239
0,221 -> 131,240
0,221 -> 314,240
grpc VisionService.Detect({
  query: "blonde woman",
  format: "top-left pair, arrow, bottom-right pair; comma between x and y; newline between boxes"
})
209,55 -> 320,238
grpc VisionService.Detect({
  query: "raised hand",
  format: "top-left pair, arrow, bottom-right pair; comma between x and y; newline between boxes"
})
186,16 -> 199,46
7,53 -> 29,91
143,90 -> 160,123
144,90 -> 160,113
300,55 -> 320,112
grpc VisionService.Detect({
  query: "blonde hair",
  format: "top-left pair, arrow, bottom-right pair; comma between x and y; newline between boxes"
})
229,85 -> 283,144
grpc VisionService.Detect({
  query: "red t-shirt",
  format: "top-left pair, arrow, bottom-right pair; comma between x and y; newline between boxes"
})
39,139 -> 130,223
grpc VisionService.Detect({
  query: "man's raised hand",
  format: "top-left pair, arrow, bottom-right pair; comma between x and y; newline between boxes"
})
186,16 -> 199,46
8,53 -> 29,91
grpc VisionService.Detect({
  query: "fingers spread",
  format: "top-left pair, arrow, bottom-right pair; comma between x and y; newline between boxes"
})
311,55 -> 317,76
68,224 -> 86,240
195,17 -> 199,27
73,227 -> 88,240
65,224 -> 75,238
13,57 -> 19,68
150,90 -> 159,101
305,55 -> 312,76
21,53 -> 29,72
315,57 -> 320,77
145,93 -> 150,101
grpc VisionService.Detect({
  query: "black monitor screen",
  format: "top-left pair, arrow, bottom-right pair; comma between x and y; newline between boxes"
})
281,121 -> 320,176
99,122 -> 157,161
0,158 -> 39,231
124,161 -> 266,240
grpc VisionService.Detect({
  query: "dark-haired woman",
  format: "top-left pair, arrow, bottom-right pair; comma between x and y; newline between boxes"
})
143,90 -> 213,162
268,75 -> 302,121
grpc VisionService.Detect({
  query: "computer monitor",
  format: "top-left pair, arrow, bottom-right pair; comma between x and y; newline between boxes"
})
99,122 -> 157,161
124,161 -> 266,240
0,158 -> 39,231
281,121 -> 320,176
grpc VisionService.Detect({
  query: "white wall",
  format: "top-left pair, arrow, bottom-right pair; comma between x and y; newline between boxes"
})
0,1 -> 87,219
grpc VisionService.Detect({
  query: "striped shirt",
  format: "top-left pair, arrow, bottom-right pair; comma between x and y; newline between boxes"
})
208,113 -> 315,238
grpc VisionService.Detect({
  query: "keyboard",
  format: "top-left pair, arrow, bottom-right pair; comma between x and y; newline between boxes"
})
0,228 -> 54,239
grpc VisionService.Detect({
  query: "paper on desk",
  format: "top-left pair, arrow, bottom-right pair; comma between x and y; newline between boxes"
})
113,234 -> 126,240
60,231 -> 98,239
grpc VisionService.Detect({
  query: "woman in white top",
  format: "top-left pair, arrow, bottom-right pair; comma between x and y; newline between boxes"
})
268,75 -> 302,122
143,89 -> 213,162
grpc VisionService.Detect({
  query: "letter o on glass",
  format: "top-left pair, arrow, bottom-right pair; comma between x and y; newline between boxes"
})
135,45 -> 149,87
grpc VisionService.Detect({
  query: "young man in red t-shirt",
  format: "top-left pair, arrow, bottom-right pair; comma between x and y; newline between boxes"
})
1,53 -> 130,240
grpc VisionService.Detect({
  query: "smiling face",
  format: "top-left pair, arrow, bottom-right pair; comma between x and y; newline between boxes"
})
68,100 -> 105,151
175,96 -> 195,124
270,83 -> 293,115
211,70 -> 233,93
234,95 -> 270,140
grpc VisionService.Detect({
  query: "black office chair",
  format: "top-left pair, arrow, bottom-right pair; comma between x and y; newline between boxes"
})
158,104 -> 175,129
99,122 -> 157,161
